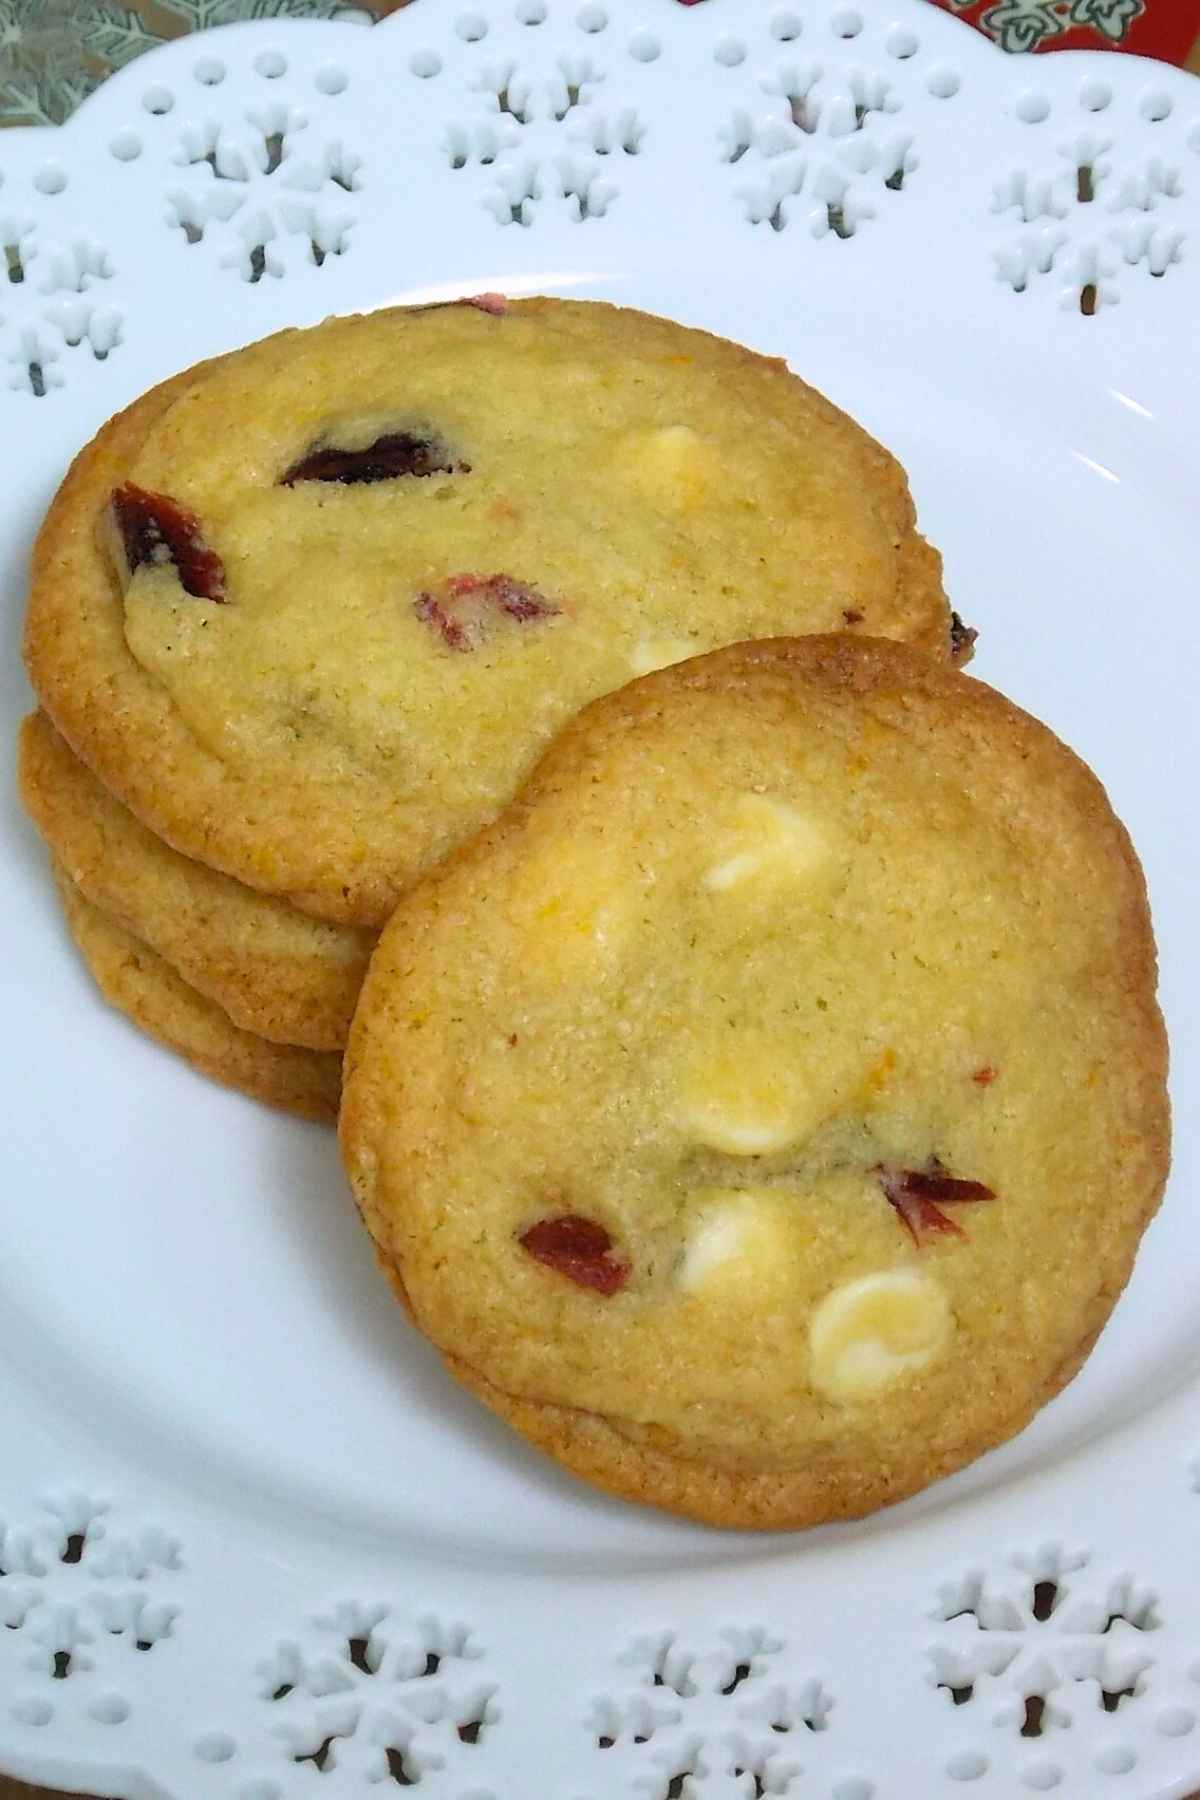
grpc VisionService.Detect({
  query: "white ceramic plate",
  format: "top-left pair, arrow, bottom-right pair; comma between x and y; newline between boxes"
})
2,4 -> 1199,1795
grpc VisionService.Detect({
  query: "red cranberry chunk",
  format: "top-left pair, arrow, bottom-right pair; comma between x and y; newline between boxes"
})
413,592 -> 472,653
280,431 -> 465,486
486,574 -> 554,622
878,1165 -> 996,1246
112,483 -> 226,602
950,611 -> 979,662
519,1214 -> 630,1296
413,573 -> 560,652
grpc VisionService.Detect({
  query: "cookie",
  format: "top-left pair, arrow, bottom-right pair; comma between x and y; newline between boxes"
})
20,711 -> 372,1051
54,864 -> 341,1124
340,636 -> 1169,1530
26,298 -> 956,929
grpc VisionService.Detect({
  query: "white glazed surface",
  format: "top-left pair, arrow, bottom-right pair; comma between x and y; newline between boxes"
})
1,3 -> 1199,1795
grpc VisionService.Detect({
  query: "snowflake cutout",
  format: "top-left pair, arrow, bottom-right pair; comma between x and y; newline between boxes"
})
446,50 -> 646,225
993,136 -> 1184,311
721,57 -> 914,240
166,104 -> 361,282
0,215 -> 122,394
583,1628 -> 847,1800
930,1546 -> 1159,1743
0,1495 -> 181,1725
255,1601 -> 498,1787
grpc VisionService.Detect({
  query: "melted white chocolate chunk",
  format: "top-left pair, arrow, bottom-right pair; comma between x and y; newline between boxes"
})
621,423 -> 719,505
704,794 -> 830,893
678,1189 -> 793,1292
809,1270 -> 952,1404
505,839 -> 630,975
678,1037 -> 809,1155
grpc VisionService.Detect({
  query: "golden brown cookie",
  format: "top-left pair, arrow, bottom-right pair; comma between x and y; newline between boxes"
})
26,299 -> 955,929
20,711 -> 372,1051
54,864 -> 341,1124
340,636 -> 1169,1530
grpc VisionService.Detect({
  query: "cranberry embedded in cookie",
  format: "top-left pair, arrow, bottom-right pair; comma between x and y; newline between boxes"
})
878,1164 -> 997,1245
111,483 -> 226,601
519,1215 -> 630,1296
950,610 -> 979,663
413,574 -> 559,653
280,430 -> 467,485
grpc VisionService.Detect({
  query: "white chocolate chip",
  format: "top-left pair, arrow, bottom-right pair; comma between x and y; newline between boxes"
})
620,424 -> 719,505
809,1270 -> 953,1404
507,840 -> 631,974
629,637 -> 697,678
680,1203 -> 752,1290
678,1040 -> 808,1155
704,794 -> 831,893
678,1189 -> 794,1292
684,1101 -> 797,1156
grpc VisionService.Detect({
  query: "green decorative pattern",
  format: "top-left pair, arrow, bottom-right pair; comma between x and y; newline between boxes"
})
0,0 -> 389,127
1067,0 -> 1147,42
979,0 -> 1070,52
980,0 -> 1145,52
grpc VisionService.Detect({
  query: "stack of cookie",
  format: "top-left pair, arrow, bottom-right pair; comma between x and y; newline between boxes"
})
19,297 -> 961,1123
21,297 -> 1168,1529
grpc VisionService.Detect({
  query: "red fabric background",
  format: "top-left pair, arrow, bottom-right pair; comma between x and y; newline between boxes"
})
924,0 -> 1200,62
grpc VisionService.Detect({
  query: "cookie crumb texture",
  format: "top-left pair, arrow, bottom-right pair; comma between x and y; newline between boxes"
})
26,300 -> 951,927
341,637 -> 1169,1530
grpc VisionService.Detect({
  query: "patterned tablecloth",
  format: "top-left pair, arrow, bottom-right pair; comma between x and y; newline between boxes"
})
925,0 -> 1200,61
1,0 -> 1199,130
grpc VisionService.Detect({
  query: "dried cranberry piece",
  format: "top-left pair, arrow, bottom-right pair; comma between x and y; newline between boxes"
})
519,1214 -> 630,1296
878,1164 -> 996,1246
413,572 -> 560,652
486,574 -> 556,621
464,292 -> 508,315
280,432 -> 466,486
406,294 -> 509,319
949,611 -> 979,663
972,1065 -> 997,1087
112,483 -> 226,602
413,592 -> 472,653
